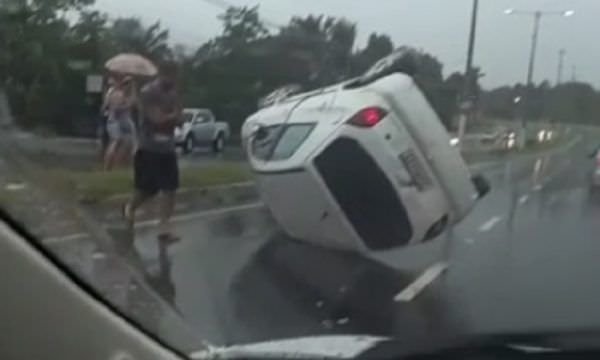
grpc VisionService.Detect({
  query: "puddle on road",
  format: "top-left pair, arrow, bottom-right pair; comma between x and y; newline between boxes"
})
46,236 -> 203,352
222,234 -> 465,345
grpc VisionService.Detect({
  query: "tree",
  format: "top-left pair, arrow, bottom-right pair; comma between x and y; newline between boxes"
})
480,81 -> 600,126
108,18 -> 172,62
546,82 -> 598,124
280,15 -> 357,83
68,10 -> 111,68
480,86 -> 516,120
327,19 -> 356,80
352,33 -> 394,75
215,6 -> 269,54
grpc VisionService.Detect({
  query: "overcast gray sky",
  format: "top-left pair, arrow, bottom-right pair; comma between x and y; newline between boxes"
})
94,0 -> 599,89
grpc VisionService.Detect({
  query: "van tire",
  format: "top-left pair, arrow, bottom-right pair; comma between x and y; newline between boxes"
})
183,135 -> 194,154
212,133 -> 225,153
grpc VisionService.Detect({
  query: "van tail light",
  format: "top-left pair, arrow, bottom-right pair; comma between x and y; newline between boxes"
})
347,107 -> 388,128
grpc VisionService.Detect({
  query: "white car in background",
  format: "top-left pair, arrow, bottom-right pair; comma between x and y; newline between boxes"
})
242,51 -> 489,254
174,108 -> 230,154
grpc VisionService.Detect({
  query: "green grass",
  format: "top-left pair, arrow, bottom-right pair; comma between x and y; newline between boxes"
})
47,164 -> 252,203
0,190 -> 19,208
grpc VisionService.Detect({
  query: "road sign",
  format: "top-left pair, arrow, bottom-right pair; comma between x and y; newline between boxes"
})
86,75 -> 103,94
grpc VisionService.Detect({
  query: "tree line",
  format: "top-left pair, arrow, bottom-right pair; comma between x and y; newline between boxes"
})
1,0 -> 597,137
0,1 -> 471,136
481,81 -> 600,126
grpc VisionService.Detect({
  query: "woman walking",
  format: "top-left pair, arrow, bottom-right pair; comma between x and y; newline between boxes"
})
104,75 -> 137,170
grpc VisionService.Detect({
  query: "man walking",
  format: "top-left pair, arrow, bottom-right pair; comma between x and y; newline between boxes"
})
123,62 -> 182,242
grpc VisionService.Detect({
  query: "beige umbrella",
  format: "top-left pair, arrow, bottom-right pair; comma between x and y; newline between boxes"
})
105,53 -> 158,76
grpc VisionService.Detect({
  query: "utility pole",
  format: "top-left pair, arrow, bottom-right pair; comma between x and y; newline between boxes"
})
571,65 -> 577,82
556,49 -> 566,85
458,0 -> 479,147
504,8 -> 573,147
526,11 -> 542,86
505,8 -> 574,83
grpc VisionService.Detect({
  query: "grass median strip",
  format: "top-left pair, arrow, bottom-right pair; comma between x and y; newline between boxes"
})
47,164 -> 252,203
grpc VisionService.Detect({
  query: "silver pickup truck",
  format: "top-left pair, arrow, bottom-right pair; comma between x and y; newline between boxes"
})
174,108 -> 230,153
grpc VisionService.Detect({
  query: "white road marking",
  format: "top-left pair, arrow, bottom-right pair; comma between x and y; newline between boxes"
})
336,318 -> 350,325
43,232 -> 90,245
533,184 -> 543,191
92,252 -> 106,260
135,202 -> 264,229
507,344 -> 561,354
479,216 -> 503,232
394,262 -> 448,302
5,182 -> 26,191
464,238 -> 475,244
519,195 -> 529,205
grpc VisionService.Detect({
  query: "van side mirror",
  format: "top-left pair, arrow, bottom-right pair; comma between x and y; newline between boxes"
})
472,174 -> 490,199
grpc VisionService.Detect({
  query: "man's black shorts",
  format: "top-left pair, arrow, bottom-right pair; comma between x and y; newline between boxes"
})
134,149 -> 179,196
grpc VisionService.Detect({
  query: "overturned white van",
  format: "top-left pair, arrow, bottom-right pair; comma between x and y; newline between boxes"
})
242,53 -> 488,253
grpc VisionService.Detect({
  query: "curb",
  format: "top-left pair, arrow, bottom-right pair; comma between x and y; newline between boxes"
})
104,181 -> 256,203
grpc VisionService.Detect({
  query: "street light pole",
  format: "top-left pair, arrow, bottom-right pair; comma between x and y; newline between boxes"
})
526,11 -> 542,86
465,0 -> 479,89
557,49 -> 566,85
504,8 -> 574,145
458,0 -> 479,147
504,8 -> 574,86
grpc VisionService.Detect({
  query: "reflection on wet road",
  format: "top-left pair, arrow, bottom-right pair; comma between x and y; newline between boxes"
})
129,134 -> 600,347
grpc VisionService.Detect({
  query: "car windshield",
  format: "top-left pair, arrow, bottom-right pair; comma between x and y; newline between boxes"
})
2,0 -> 600,358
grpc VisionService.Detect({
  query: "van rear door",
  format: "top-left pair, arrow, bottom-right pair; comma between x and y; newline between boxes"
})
371,74 -> 478,221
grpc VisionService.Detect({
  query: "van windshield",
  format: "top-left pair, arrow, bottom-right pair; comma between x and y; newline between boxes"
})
251,123 -> 315,161
271,124 -> 316,160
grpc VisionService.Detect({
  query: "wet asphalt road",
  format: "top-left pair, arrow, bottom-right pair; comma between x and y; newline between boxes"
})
118,132 -> 600,348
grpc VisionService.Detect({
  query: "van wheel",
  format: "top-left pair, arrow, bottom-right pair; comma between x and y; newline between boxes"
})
212,133 -> 225,153
183,135 -> 194,154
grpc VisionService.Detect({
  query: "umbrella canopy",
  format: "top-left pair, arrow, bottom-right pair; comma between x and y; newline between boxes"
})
105,53 -> 158,77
